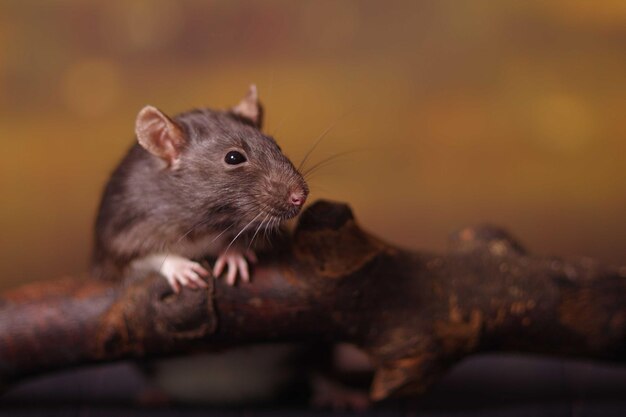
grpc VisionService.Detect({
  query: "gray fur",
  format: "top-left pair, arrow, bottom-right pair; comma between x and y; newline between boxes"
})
92,107 -> 308,281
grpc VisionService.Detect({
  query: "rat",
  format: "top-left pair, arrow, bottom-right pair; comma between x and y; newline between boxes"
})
91,86 -> 368,408
92,85 -> 308,290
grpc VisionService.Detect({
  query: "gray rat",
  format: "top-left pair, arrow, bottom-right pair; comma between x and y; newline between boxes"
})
91,86 -> 373,408
92,85 -> 308,290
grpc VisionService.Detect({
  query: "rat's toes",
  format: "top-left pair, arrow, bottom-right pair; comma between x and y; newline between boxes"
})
190,263 -> 210,277
226,261 -> 238,286
184,270 -> 207,288
181,275 -> 199,290
175,273 -> 190,288
166,277 -> 181,294
237,257 -> 250,282
212,257 -> 226,277
161,257 -> 211,292
214,251 -> 253,285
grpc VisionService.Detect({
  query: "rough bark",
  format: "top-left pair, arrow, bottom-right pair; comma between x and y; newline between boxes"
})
0,200 -> 624,400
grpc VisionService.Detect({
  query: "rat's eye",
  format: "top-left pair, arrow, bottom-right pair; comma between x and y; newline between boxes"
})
225,150 -> 247,165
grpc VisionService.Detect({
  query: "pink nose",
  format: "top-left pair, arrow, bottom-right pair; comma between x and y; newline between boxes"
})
290,191 -> 306,207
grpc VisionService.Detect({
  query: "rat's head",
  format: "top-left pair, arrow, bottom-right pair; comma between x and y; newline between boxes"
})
134,85 -> 308,233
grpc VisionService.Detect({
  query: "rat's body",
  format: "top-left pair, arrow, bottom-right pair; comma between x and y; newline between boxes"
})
91,86 -> 368,408
91,86 -> 314,405
92,86 -> 308,289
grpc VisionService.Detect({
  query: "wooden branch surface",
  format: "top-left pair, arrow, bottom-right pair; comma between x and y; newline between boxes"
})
0,200 -> 624,400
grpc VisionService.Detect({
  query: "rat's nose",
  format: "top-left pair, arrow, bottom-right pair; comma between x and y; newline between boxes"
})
289,190 -> 307,207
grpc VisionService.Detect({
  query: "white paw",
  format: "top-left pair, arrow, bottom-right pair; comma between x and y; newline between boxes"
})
212,249 -> 257,286
160,256 -> 210,293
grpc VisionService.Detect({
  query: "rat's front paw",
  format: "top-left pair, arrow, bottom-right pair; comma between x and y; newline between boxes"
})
161,256 -> 210,293
213,249 -> 257,286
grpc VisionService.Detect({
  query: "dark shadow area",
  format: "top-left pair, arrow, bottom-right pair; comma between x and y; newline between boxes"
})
1,354 -> 625,416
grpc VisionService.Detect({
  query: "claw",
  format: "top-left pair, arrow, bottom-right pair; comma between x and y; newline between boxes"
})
226,258 -> 237,286
166,276 -> 182,294
213,249 -> 256,285
161,256 -> 209,293
237,256 -> 250,282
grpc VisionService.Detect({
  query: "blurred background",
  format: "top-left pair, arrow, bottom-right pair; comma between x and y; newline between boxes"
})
0,1 -> 625,288
0,0 -> 625,413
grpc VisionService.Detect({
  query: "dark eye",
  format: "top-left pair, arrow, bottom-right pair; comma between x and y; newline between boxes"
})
225,151 -> 247,165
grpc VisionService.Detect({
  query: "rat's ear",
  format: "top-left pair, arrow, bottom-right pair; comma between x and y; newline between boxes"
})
135,105 -> 186,168
231,84 -> 264,129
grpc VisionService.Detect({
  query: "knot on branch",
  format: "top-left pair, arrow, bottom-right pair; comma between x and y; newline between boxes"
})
297,200 -> 355,231
293,200 -> 388,279
95,276 -> 217,358
2,199 -> 625,404
154,278 -> 217,340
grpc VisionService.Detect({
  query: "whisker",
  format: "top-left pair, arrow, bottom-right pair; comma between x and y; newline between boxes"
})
270,114 -> 289,138
224,211 -> 264,254
158,217 -> 214,272
272,217 -> 280,235
249,213 -> 269,250
297,108 -> 357,173
302,150 -> 359,179
264,217 -> 277,247
210,222 -> 235,244
305,182 -> 332,193
176,218 -> 210,244
262,216 -> 273,243
297,124 -> 337,172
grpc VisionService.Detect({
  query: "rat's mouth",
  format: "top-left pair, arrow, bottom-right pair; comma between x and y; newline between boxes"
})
255,181 -> 308,224
268,194 -> 307,221
280,205 -> 303,220
255,206 -> 300,225
245,203 -> 302,233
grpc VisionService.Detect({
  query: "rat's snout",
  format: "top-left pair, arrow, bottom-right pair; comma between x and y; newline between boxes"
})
289,189 -> 307,207
264,173 -> 308,219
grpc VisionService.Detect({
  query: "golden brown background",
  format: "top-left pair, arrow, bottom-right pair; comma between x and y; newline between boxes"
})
0,1 -> 624,289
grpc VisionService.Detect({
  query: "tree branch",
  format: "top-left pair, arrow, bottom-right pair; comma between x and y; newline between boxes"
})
0,200 -> 624,400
